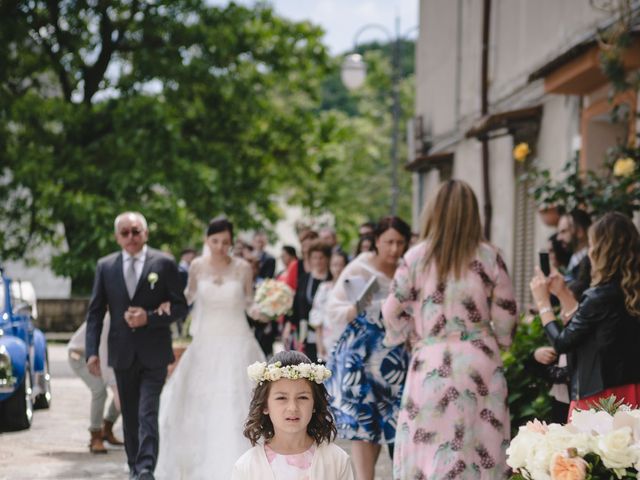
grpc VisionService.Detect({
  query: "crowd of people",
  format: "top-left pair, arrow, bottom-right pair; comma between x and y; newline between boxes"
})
73,178 -> 640,480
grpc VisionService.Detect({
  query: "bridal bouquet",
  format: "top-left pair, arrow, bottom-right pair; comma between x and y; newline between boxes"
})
507,397 -> 640,480
253,279 -> 294,321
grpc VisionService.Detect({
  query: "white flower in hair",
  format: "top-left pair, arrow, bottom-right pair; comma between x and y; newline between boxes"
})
297,363 -> 312,378
247,362 -> 267,383
311,364 -> 330,383
266,364 -> 283,381
246,360 -> 332,384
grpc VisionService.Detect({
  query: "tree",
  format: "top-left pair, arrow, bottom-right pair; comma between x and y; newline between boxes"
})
319,39 -> 416,115
0,1 -> 330,293
290,44 -> 416,248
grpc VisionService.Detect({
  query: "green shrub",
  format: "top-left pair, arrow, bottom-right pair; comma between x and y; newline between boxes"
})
502,314 -> 553,436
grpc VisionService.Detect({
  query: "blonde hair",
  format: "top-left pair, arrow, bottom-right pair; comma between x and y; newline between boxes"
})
421,180 -> 483,282
589,212 -> 640,317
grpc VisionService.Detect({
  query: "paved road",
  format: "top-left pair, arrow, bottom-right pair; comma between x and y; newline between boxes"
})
0,344 -> 392,479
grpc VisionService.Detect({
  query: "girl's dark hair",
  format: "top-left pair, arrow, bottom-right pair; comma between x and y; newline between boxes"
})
282,245 -> 297,258
374,216 -> 412,252
206,216 -> 233,238
243,351 -> 337,446
355,235 -> 374,256
332,250 -> 350,266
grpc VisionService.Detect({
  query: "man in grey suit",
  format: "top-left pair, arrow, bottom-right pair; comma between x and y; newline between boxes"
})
85,212 -> 187,480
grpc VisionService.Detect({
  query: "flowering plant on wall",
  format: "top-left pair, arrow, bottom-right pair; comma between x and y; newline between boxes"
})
513,142 -> 532,163
520,143 -> 640,218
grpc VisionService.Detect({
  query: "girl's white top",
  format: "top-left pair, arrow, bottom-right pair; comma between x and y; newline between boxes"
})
231,442 -> 354,480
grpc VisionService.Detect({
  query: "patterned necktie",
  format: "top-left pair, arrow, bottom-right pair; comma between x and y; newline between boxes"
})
125,256 -> 138,299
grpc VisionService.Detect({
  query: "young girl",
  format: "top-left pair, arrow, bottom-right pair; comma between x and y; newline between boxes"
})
232,351 -> 354,479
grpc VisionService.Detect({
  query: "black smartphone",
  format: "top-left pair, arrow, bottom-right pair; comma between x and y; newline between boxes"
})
539,251 -> 551,276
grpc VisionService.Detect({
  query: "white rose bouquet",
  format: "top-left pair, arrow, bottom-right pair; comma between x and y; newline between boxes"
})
253,279 -> 294,322
507,396 -> 640,480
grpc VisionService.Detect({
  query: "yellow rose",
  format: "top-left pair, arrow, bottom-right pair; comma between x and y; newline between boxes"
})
613,157 -> 636,177
513,142 -> 531,162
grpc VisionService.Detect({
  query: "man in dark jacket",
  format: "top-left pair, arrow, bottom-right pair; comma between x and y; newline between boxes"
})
85,211 -> 187,480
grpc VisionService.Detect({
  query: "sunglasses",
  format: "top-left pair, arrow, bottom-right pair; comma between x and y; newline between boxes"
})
119,228 -> 143,237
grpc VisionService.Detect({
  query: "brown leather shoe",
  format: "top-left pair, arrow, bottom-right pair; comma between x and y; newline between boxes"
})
89,430 -> 108,453
102,420 -> 124,446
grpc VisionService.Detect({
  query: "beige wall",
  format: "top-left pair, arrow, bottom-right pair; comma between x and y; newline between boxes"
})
489,135 -> 515,268
413,0 -> 615,269
490,0 -> 608,106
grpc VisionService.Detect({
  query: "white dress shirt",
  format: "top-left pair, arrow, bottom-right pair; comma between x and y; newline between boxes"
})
122,245 -> 148,283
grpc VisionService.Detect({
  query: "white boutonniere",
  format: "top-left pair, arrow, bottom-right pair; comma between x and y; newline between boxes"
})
148,272 -> 159,290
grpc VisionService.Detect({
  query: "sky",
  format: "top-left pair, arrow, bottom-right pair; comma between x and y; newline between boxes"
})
209,0 -> 420,55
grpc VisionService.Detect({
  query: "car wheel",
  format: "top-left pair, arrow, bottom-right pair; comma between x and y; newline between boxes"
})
34,349 -> 52,410
1,363 -> 34,431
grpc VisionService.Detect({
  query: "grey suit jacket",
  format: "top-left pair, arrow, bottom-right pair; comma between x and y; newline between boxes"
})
85,247 -> 188,370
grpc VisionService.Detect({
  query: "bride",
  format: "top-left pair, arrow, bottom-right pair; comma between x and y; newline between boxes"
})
156,216 -> 266,479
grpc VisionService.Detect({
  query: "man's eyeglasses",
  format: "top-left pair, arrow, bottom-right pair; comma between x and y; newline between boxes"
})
119,228 -> 143,237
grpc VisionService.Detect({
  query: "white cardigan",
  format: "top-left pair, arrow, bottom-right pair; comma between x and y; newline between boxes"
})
231,442 -> 355,480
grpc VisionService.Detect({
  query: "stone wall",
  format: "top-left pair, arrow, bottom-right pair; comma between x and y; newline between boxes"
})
35,298 -> 89,332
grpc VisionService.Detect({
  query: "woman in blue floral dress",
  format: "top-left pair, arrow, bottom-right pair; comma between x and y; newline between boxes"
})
326,216 -> 412,480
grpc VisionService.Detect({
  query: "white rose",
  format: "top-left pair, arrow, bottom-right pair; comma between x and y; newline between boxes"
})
319,366 -> 331,383
267,366 -> 282,381
613,410 -> 640,444
545,424 -> 591,457
594,426 -> 638,469
282,366 -> 296,379
507,427 -> 540,469
518,425 -> 578,480
529,442 -> 555,479
311,365 -> 330,383
297,364 -> 312,378
247,362 -> 266,382
570,410 -> 613,435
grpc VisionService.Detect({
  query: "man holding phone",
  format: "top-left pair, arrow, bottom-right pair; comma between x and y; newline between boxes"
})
556,209 -> 592,295
539,251 -> 551,277
532,209 -> 593,423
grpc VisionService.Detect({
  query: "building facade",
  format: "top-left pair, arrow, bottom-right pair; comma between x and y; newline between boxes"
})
409,0 -> 640,307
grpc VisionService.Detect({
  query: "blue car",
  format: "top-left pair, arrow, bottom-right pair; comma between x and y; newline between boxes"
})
0,268 -> 52,431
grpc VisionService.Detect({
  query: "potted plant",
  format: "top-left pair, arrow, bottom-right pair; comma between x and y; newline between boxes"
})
519,144 -> 639,219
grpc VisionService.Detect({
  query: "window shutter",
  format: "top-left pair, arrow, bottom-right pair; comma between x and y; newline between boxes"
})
513,161 -> 536,310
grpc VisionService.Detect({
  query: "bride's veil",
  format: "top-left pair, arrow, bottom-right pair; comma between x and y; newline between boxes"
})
201,239 -> 211,258
185,238 -> 211,339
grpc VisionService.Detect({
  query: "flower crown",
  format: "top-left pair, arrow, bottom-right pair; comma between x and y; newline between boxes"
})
247,361 -> 332,384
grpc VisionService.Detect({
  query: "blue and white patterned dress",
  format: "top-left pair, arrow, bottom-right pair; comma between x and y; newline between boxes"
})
325,252 -> 409,443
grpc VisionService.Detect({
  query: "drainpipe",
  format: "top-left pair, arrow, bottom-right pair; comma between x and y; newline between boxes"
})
481,0 -> 492,240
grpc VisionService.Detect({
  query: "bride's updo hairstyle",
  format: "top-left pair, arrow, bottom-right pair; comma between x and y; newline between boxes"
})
206,215 -> 233,239
243,350 -> 337,446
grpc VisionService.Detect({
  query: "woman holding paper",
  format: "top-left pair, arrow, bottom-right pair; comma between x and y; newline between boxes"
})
325,216 -> 412,480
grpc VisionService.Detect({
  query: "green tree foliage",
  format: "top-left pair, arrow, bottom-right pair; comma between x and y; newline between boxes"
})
0,0 -> 330,293
0,0 -> 417,293
319,39 -> 415,115
294,45 -> 416,248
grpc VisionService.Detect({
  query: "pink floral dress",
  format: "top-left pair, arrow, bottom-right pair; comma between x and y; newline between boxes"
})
382,242 -> 517,479
264,443 -> 316,480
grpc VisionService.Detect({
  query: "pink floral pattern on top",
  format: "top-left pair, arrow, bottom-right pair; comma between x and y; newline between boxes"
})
382,242 -> 517,479
264,443 -> 316,480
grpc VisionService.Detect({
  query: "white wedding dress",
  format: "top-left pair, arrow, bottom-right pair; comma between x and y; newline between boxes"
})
156,256 -> 265,480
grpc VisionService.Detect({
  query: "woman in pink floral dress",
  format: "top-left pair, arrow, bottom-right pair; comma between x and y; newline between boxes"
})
382,180 -> 517,480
